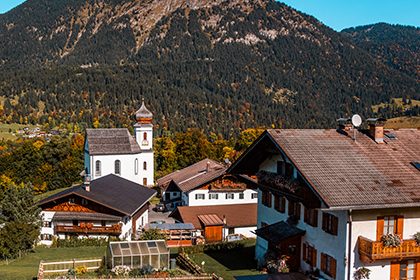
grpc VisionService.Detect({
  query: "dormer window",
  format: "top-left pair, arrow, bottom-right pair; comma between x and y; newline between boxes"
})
115,160 -> 121,175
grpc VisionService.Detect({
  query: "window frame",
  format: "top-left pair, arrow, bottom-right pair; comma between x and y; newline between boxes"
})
304,207 -> 319,227
209,193 -> 219,200
288,200 -> 301,220
239,193 -> 244,199
195,193 -> 205,200
114,160 -> 121,175
251,193 -> 258,199
134,159 -> 139,175
143,161 -> 147,171
226,193 -> 234,200
262,190 -> 272,207
322,213 -> 338,236
303,243 -> 317,267
95,160 -> 101,176
274,194 -> 286,213
321,253 -> 337,279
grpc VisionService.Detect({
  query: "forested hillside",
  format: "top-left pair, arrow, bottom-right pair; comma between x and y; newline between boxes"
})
342,23 -> 420,80
0,0 -> 419,136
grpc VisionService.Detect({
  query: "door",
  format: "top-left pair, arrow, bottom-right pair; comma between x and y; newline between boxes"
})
275,235 -> 302,272
204,226 -> 223,243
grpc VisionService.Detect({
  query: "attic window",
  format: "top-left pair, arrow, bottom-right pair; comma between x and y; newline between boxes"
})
384,132 -> 397,140
411,161 -> 420,171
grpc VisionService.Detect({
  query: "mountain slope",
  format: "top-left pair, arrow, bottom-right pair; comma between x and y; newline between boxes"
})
342,23 -> 420,80
0,0 -> 418,135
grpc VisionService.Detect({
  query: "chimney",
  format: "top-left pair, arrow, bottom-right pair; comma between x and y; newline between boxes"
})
84,175 -> 91,192
337,118 -> 352,132
206,161 -> 210,172
367,118 -> 386,143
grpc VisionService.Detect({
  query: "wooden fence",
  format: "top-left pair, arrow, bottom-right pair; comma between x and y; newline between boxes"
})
38,258 -> 102,279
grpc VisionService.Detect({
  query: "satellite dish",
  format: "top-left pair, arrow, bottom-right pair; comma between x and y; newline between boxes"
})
351,114 -> 362,127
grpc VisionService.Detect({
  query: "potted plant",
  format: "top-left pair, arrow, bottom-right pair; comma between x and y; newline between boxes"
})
381,233 -> 402,247
353,267 -> 371,280
414,232 -> 420,246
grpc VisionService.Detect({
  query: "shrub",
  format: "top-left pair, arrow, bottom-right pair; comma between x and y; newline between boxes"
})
181,240 -> 246,254
111,265 -> 131,277
52,236 -> 118,247
354,267 -> 371,280
381,233 -> 402,247
75,265 -> 88,275
413,232 -> 420,246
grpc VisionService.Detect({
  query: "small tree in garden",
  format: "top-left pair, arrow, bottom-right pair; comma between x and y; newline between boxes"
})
139,228 -> 166,240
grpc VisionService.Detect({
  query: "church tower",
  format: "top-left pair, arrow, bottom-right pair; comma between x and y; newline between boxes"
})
134,99 -> 154,186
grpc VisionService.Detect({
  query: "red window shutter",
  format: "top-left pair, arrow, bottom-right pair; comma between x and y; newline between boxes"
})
320,253 -> 326,272
312,248 -> 317,267
331,257 -> 337,279
302,243 -> 307,261
376,216 -> 384,241
396,215 -> 404,237
390,261 -> 400,280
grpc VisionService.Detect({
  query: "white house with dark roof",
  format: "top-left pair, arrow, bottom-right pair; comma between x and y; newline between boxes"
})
229,119 -> 420,280
38,174 -> 156,245
157,158 -> 258,211
84,101 -> 154,186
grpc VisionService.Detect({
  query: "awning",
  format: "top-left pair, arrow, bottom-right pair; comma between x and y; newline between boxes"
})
198,214 -> 224,226
255,221 -> 305,244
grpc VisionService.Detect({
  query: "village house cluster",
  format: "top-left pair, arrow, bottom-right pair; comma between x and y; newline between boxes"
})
38,104 -> 420,280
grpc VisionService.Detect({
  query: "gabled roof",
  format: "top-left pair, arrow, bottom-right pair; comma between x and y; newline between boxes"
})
86,128 -> 141,155
157,158 -> 227,192
229,129 -> 420,210
38,174 -> 156,216
169,204 -> 257,229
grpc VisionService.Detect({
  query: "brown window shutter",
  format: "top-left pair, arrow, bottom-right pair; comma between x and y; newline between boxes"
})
331,257 -> 337,279
281,197 -> 286,212
302,243 -> 307,261
376,216 -> 384,241
312,248 -> 317,267
314,210 -> 319,227
332,216 -> 338,235
304,207 -> 308,223
296,203 -> 301,219
416,260 -> 420,280
322,213 -> 327,231
396,215 -> 404,237
390,261 -> 400,280
320,253 -> 326,272
288,200 -> 293,215
268,193 -> 272,208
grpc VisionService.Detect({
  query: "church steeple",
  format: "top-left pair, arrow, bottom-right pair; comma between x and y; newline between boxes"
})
135,98 -> 153,124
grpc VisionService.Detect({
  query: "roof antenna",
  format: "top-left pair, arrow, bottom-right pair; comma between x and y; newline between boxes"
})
351,114 -> 362,142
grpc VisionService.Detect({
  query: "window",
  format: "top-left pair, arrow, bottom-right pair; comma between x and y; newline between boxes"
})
262,190 -> 272,207
143,161 -> 147,170
303,243 -> 317,267
228,228 -> 235,235
252,193 -> 258,199
95,160 -> 101,176
81,199 -> 88,206
239,193 -> 244,199
288,200 -> 301,220
383,216 -> 395,235
209,193 -> 219,200
285,162 -> 294,178
276,161 -> 284,175
114,160 -> 121,175
274,194 -> 286,213
304,207 -> 318,227
42,221 -> 52,228
101,220 -> 106,227
134,159 -> 139,175
143,178 -> 147,186
321,253 -> 336,279
142,132 -> 149,146
400,260 -> 416,280
41,234 -> 52,241
322,213 -> 338,235
69,198 -> 75,204
226,193 -> 234,199
195,194 -> 205,200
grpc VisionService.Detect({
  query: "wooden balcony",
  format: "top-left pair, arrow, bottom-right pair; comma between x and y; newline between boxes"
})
55,224 -> 121,236
358,236 -> 420,262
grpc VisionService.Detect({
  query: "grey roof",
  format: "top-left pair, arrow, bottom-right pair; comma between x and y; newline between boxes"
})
230,129 -> 420,209
157,158 -> 227,192
149,223 -> 195,230
38,174 -> 156,216
255,221 -> 305,244
86,128 -> 141,155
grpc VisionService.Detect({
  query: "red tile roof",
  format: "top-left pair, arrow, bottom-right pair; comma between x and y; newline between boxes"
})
268,129 -> 420,209
169,204 -> 257,229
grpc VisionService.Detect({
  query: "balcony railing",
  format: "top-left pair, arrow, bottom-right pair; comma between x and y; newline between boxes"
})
358,236 -> 420,262
55,224 -> 121,235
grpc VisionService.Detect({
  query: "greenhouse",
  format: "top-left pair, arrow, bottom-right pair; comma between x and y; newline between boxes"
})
107,240 -> 170,269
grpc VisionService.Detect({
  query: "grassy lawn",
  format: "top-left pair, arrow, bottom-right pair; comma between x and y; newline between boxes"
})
0,246 -> 106,280
0,123 -> 37,141
385,116 -> 420,129
190,240 -> 260,280
34,187 -> 71,203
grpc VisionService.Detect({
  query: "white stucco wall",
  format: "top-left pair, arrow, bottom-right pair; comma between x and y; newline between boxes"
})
226,226 -> 256,238
39,211 -> 55,246
187,189 -> 257,206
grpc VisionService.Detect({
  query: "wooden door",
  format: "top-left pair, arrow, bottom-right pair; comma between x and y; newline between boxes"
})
275,235 -> 302,272
204,226 -> 223,243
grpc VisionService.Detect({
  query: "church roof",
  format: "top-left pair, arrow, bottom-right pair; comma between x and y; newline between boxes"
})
38,174 -> 156,216
86,128 -> 141,155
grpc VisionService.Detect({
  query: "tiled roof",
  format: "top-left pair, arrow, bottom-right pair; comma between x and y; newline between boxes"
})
169,204 -> 257,229
86,128 -> 141,155
157,158 -> 227,192
263,129 -> 420,209
38,174 -> 156,216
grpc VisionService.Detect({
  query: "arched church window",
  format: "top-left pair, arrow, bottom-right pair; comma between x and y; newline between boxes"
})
115,160 -> 121,175
135,159 -> 139,175
95,160 -> 101,176
142,132 -> 149,146
143,161 -> 147,170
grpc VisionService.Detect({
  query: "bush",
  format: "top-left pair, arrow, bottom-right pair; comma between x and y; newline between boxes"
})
414,232 -> 420,246
52,236 -> 118,248
181,240 -> 246,254
75,265 -> 88,275
111,265 -> 131,277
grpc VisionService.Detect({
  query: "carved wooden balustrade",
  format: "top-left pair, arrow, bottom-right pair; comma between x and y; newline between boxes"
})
358,236 -> 420,262
55,224 -> 121,235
